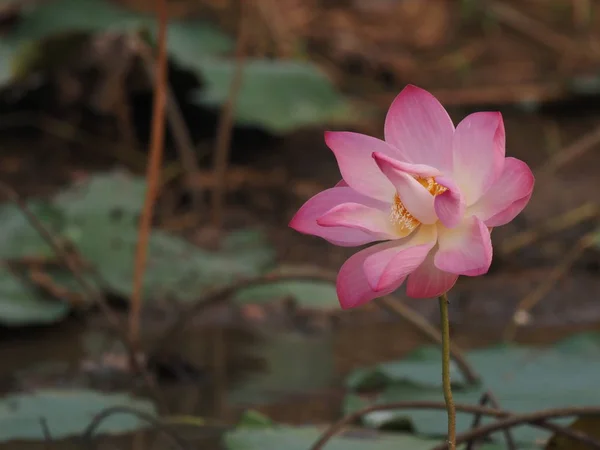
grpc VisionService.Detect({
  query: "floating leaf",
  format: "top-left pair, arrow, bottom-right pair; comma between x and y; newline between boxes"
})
192,59 -> 356,133
345,332 -> 600,446
0,268 -> 69,325
225,426 -> 447,450
0,389 -> 156,442
0,201 -> 65,258
233,280 -> 338,310
166,20 -> 234,68
0,0 -> 232,85
54,172 -> 275,301
54,171 -> 147,219
7,0 -> 150,41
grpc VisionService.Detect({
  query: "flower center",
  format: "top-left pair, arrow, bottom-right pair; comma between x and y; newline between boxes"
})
390,176 -> 448,236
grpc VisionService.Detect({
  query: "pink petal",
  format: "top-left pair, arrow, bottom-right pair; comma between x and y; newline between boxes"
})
363,225 -> 437,292
335,179 -> 348,187
434,216 -> 493,276
372,152 -> 438,224
325,131 -> 397,201
452,112 -> 505,205
469,157 -> 534,227
406,251 -> 458,298
289,187 -> 388,247
337,241 -> 408,309
485,194 -> 532,227
384,85 -> 455,172
317,202 -> 396,240
370,153 -> 442,178
434,176 -> 466,229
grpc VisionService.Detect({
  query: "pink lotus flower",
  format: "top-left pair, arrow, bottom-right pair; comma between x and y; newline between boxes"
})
289,85 -> 534,308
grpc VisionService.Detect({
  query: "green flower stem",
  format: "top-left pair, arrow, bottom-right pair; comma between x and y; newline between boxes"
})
439,292 -> 456,450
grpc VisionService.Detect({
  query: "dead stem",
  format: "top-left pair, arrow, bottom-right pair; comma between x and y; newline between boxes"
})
432,406 -> 600,450
466,391 -> 516,450
82,406 -> 189,450
135,38 -> 203,210
499,202 -> 598,256
503,231 -> 597,342
129,0 -> 169,348
210,0 -> 251,228
309,402 -> 600,450
377,297 -> 479,385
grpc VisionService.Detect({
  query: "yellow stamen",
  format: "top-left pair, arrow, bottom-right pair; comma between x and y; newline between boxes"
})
390,176 -> 447,236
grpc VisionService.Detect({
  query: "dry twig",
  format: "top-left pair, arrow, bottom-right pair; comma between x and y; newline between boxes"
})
503,231 -> 597,341
378,297 -> 479,385
433,406 -> 600,450
81,406 -> 189,450
130,0 -> 169,348
135,38 -> 203,210
210,0 -> 251,227
466,391 -> 516,450
486,1 -> 597,57
500,202 -> 598,255
537,124 -> 600,176
309,402 -> 600,450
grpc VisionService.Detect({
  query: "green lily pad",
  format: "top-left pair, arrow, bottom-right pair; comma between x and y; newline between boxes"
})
0,268 -> 70,326
225,425 -> 511,450
344,333 -> 600,446
0,389 -> 156,442
232,280 -> 339,310
0,171 -> 276,324
8,0 -> 149,41
0,0 -> 232,85
166,20 -> 234,69
53,171 -> 147,219
192,59 -> 356,133
0,201 -> 65,259
51,171 -> 275,301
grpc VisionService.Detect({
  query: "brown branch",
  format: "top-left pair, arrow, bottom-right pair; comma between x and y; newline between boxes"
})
486,1 -> 598,57
148,268 -> 478,388
135,37 -> 203,209
503,231 -> 596,341
378,297 -> 480,385
308,402 -> 600,450
537,123 -> 600,177
129,0 -> 169,348
499,202 -> 598,256
466,391 -> 516,450
0,182 -> 121,329
433,406 -> 600,450
210,0 -> 251,227
81,406 -> 189,450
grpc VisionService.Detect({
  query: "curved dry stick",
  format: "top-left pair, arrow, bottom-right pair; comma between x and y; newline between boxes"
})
129,0 -> 169,347
81,406 -> 189,450
503,231 -> 596,342
432,406 -> 600,450
149,268 -> 478,385
466,391 -> 516,450
378,297 -> 479,384
211,0 -> 251,227
309,402 -> 600,450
